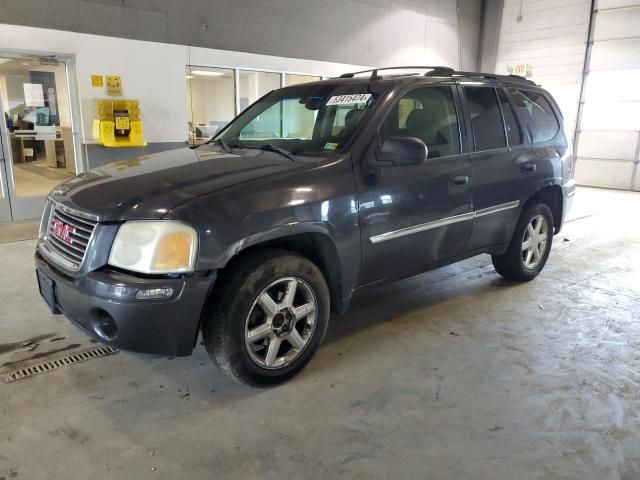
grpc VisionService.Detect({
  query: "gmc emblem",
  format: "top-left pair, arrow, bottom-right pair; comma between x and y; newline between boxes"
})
52,219 -> 75,245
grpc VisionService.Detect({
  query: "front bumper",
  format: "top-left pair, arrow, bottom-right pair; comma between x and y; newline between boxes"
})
35,252 -> 215,356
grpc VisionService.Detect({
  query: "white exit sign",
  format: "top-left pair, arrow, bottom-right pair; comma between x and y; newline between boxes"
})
512,64 -> 530,77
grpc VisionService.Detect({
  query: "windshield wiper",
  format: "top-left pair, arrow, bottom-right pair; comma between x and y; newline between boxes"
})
205,140 -> 295,161
256,144 -> 295,161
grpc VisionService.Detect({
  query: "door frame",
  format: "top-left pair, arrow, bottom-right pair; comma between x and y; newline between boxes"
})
0,48 -> 85,221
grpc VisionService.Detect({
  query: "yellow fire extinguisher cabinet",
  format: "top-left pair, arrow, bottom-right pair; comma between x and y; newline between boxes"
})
92,99 -> 146,147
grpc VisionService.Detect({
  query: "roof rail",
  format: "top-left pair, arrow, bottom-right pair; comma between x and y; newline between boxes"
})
424,69 -> 537,86
423,70 -> 499,81
337,66 -> 538,86
339,66 -> 454,79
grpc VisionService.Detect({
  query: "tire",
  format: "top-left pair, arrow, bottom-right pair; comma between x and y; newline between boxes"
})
492,202 -> 554,282
202,249 -> 330,387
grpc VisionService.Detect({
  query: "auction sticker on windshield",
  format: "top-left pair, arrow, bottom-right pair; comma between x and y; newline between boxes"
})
326,94 -> 372,105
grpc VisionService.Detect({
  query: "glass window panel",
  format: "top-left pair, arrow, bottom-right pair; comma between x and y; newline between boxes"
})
329,103 -> 368,136
219,83 -> 380,154
239,98 -> 317,140
186,66 -> 235,144
380,86 -> 460,158
238,70 -> 281,112
508,89 -> 559,143
284,74 -> 321,86
464,87 -> 507,151
497,88 -> 521,146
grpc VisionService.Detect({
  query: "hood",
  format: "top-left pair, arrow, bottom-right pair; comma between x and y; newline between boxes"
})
49,146 -> 311,220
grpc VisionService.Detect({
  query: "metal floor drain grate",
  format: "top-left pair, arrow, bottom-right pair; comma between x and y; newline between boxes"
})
3,345 -> 118,383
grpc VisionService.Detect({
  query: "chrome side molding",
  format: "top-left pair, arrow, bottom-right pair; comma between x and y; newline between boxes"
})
474,200 -> 520,218
369,200 -> 520,244
370,211 -> 474,244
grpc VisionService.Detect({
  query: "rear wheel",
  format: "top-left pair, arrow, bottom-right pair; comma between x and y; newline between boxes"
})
492,202 -> 554,281
202,249 -> 330,387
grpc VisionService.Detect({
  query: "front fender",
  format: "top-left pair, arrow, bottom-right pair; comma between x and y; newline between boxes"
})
218,221 -> 334,266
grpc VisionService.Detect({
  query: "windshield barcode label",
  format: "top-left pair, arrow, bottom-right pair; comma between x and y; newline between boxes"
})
326,94 -> 372,105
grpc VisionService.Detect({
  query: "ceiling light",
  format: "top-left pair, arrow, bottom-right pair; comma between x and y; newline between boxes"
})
191,70 -> 224,77
185,75 -> 193,79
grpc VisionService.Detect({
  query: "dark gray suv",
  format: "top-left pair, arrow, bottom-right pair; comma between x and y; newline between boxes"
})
35,66 -> 575,386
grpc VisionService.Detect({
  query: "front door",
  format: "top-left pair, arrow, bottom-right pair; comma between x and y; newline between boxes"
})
356,84 -> 474,285
0,54 -> 80,221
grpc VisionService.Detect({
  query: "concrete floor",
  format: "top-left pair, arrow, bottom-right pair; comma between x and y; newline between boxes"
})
1,186 -> 639,480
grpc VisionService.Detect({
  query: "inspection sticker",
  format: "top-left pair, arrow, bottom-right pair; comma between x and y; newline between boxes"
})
326,94 -> 372,106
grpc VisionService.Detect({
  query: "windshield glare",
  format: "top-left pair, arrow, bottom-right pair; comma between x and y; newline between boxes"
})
217,84 -> 379,155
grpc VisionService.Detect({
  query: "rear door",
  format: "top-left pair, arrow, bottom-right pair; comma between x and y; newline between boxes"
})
461,84 -> 530,251
355,84 -> 474,285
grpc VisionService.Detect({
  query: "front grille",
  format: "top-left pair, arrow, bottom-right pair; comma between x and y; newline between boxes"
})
45,203 -> 98,270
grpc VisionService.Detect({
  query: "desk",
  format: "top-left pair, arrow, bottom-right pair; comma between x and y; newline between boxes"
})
9,128 -> 75,173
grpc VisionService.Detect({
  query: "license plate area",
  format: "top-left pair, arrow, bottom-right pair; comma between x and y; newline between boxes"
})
36,268 -> 61,314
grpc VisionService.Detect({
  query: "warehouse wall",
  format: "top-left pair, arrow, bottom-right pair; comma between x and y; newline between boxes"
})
0,0 -> 482,69
492,0 -> 591,144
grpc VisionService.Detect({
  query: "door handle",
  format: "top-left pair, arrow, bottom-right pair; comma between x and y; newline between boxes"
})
521,163 -> 536,173
450,175 -> 470,186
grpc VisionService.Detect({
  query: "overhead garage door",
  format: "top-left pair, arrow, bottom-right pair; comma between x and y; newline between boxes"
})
575,0 -> 640,191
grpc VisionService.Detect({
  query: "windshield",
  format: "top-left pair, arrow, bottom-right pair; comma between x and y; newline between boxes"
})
216,83 -> 380,155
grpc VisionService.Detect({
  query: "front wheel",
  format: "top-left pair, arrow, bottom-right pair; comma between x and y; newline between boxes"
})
202,249 -> 330,387
492,202 -> 554,281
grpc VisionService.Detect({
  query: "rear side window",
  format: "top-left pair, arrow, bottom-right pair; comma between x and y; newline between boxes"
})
463,87 -> 507,151
497,88 -> 521,146
380,86 -> 460,158
508,89 -> 559,143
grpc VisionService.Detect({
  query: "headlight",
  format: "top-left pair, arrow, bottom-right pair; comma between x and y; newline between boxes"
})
108,221 -> 198,274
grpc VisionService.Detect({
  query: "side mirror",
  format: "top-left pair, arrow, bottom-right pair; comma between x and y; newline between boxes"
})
375,137 -> 428,166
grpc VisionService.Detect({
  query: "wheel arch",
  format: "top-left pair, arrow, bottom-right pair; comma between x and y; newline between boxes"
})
525,184 -> 563,234
216,227 -> 347,314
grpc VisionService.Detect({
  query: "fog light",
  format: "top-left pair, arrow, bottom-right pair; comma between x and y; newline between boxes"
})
135,287 -> 174,300
91,308 -> 118,341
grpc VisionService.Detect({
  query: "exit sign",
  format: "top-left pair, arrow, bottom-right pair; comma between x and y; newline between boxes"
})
512,64 -> 530,77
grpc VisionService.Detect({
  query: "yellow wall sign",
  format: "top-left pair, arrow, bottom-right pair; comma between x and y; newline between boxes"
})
91,75 -> 104,88
106,75 -> 122,96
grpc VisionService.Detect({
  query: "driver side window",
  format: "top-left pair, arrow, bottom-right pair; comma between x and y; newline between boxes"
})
380,86 -> 461,158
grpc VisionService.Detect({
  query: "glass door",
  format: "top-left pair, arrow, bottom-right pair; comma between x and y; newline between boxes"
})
0,55 -> 80,221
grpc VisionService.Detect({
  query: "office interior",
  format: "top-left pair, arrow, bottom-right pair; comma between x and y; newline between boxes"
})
0,57 -> 75,198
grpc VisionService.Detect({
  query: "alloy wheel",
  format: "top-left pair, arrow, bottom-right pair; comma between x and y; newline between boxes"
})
521,214 -> 548,270
244,277 -> 318,369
